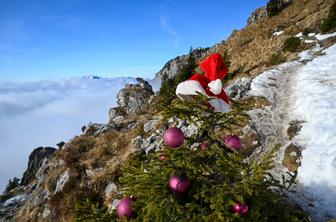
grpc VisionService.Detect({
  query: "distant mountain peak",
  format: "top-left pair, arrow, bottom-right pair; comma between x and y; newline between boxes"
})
82,75 -> 105,80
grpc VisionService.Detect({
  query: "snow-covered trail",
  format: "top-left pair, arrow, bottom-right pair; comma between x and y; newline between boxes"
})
247,61 -> 303,162
247,41 -> 336,221
292,44 -> 336,221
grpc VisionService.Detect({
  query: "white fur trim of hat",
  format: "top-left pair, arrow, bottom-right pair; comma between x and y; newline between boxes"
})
175,80 -> 207,99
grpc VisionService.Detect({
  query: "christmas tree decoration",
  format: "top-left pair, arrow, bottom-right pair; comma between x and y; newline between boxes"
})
163,127 -> 184,148
223,135 -> 242,150
199,142 -> 209,150
117,94 -> 305,221
116,196 -> 135,219
175,53 -> 231,113
169,175 -> 191,194
159,154 -> 168,161
232,203 -> 249,215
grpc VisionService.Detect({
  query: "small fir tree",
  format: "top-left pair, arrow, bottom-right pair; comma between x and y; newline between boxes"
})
116,96 -> 308,221
158,72 -> 176,108
73,198 -> 116,222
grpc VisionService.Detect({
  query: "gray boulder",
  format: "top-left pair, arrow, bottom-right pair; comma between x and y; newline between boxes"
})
115,78 -> 154,116
108,107 -> 126,122
143,119 -> 161,133
225,77 -> 252,101
104,183 -> 118,199
83,123 -> 115,136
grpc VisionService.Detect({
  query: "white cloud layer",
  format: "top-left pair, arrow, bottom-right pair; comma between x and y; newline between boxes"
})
0,76 -> 135,192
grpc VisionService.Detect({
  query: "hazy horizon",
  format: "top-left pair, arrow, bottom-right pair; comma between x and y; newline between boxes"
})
0,77 -> 136,192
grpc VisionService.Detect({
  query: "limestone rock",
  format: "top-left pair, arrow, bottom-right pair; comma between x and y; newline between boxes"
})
21,147 -> 56,186
247,0 -> 293,26
143,119 -> 161,133
247,7 -> 268,26
108,199 -> 120,213
154,48 -> 212,80
83,123 -> 114,136
54,170 -> 69,194
116,78 -> 154,115
104,183 -> 117,199
109,107 -> 126,121
225,77 -> 252,101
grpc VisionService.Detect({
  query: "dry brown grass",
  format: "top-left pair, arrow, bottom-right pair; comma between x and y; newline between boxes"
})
217,0 -> 334,78
287,120 -> 304,140
282,143 -> 303,172
37,111 -> 164,221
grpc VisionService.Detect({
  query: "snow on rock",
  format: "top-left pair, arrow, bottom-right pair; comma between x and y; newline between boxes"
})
304,39 -> 316,44
272,30 -> 284,36
295,32 -> 303,38
315,32 -> 336,41
298,45 -> 321,62
248,61 -> 301,103
246,60 -> 303,164
291,43 -> 336,220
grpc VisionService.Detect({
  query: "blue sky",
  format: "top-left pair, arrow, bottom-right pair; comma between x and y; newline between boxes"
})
0,0 -> 268,81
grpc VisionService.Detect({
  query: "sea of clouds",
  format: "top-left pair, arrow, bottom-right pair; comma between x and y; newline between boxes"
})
0,76 -> 136,192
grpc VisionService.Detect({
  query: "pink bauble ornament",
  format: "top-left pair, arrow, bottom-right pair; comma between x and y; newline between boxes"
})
200,142 -> 209,150
233,203 -> 248,215
160,154 -> 168,161
223,135 -> 242,150
169,175 -> 190,193
164,127 -> 184,148
117,197 -> 135,219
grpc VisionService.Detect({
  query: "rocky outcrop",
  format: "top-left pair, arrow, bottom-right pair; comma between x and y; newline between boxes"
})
270,0 -> 293,11
21,147 -> 56,186
247,0 -> 293,26
53,170 -> 69,194
0,193 -> 29,221
131,116 -> 202,155
247,7 -> 268,26
109,78 -> 154,119
154,47 -> 221,80
225,77 -> 252,101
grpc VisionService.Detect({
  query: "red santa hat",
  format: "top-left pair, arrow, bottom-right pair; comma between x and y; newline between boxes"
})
175,53 -> 231,113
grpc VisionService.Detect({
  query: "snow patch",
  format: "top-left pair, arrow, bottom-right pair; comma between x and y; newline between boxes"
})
315,32 -> 336,41
248,43 -> 336,220
295,32 -> 303,38
304,39 -> 315,44
292,43 -> 336,220
298,45 -> 321,62
273,31 -> 284,36
248,61 -> 301,103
